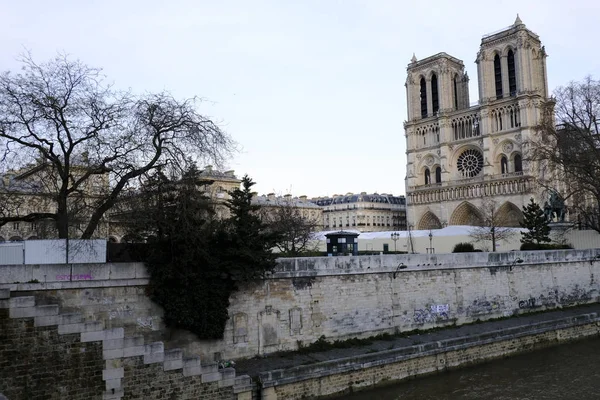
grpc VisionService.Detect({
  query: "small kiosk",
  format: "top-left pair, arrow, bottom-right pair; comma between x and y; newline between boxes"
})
325,231 -> 359,256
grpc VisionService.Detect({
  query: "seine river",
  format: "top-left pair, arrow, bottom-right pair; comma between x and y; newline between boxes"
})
341,337 -> 600,400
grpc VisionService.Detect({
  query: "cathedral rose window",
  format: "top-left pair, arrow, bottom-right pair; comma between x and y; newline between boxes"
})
457,149 -> 484,178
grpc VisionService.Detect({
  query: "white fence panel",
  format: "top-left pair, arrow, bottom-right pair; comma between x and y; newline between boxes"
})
0,242 -> 25,265
68,240 -> 107,263
24,240 -> 67,264
23,239 -> 107,264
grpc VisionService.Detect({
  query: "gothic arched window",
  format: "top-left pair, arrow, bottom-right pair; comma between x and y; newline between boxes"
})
420,77 -> 428,118
501,156 -> 508,174
431,73 -> 439,114
424,168 -> 431,185
514,154 -> 523,172
453,74 -> 459,109
435,167 -> 442,183
494,54 -> 503,99
508,49 -> 516,96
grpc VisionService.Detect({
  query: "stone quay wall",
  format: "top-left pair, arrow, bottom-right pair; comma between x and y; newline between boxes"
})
1,249 -> 600,364
259,312 -> 600,399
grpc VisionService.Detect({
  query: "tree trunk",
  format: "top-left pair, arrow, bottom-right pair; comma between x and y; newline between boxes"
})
56,196 -> 69,239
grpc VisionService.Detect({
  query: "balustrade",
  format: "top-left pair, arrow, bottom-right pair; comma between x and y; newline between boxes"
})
407,175 -> 534,205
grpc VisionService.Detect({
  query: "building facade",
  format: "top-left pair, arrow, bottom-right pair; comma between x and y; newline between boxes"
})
311,193 -> 407,232
0,162 -> 110,242
252,193 -> 323,231
405,16 -> 550,229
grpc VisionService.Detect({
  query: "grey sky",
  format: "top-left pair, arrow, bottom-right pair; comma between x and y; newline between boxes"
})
2,1 -> 599,197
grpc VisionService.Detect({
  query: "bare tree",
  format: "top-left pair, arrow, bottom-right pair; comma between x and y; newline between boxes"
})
0,53 -> 234,238
259,197 -> 321,256
531,76 -> 600,233
469,200 -> 516,252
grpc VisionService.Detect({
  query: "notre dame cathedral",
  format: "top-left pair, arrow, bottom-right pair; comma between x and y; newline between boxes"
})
405,15 -> 551,229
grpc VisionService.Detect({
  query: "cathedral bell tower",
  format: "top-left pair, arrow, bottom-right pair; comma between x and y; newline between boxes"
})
404,16 -> 551,232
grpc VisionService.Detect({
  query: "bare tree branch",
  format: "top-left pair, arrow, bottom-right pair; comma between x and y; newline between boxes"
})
0,53 -> 235,239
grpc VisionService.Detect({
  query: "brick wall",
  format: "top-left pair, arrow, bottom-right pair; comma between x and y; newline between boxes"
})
0,308 -> 104,400
0,289 -> 249,400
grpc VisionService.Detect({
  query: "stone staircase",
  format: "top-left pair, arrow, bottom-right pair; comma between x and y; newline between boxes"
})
0,288 -> 253,400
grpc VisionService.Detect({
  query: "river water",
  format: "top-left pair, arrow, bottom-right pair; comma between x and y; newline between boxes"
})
341,337 -> 600,400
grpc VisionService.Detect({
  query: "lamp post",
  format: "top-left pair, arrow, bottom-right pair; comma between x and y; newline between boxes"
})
428,230 -> 434,254
390,232 -> 400,253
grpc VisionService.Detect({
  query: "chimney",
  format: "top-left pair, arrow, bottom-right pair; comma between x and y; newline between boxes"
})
299,195 -> 307,201
204,165 -> 213,173
267,193 -> 276,201
224,170 -> 235,178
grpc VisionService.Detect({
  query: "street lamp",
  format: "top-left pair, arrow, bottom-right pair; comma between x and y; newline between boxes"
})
390,232 -> 400,253
509,258 -> 523,271
428,230 -> 433,254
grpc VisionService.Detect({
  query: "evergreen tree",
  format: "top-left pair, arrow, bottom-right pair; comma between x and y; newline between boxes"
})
217,175 -> 280,282
144,165 -> 232,339
143,172 -> 280,339
520,198 -> 551,245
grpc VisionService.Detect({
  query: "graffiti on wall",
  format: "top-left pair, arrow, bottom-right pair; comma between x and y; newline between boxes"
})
413,304 -> 449,325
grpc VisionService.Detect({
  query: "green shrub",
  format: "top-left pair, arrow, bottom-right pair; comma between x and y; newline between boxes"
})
520,243 -> 574,251
453,242 -> 475,252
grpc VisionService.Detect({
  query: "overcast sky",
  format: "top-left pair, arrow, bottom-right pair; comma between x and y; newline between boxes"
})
2,1 -> 600,198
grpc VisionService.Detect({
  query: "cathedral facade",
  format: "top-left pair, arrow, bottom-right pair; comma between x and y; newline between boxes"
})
404,16 -> 550,229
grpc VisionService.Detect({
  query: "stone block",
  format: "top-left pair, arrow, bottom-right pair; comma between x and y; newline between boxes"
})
82,327 -> 124,343
164,359 -> 183,371
164,349 -> 182,361
143,342 -> 164,364
123,336 -> 144,348
183,357 -> 202,377
36,304 -> 59,316
221,367 -> 236,379
10,306 -> 37,318
218,377 -> 235,388
143,351 -> 164,364
102,367 -> 124,380
82,321 -> 105,332
105,378 -> 122,390
123,345 -> 145,357
201,362 -> 218,374
34,315 -> 61,327
61,313 -> 83,325
102,389 -> 124,400
163,349 -> 183,370
201,371 -> 221,383
234,375 -> 252,386
144,342 -> 164,354
103,338 -> 124,350
103,348 -> 124,360
58,323 -> 85,335
0,289 -> 9,299
109,264 -> 136,280
0,300 -> 8,308
9,296 -> 35,308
